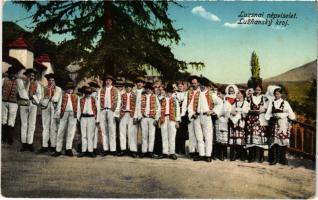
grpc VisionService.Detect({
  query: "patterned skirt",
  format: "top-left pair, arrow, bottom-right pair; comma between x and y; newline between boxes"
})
245,114 -> 268,149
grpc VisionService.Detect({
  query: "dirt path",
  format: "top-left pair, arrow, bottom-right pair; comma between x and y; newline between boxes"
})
1,144 -> 315,198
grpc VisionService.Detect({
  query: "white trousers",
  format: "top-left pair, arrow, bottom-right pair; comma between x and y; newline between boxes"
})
2,102 -> 18,127
56,112 -> 77,152
141,118 -> 156,153
194,115 -> 213,157
119,113 -> 137,152
161,117 -> 176,155
20,103 -> 37,144
93,126 -> 98,149
100,110 -> 117,151
42,103 -> 58,147
81,117 -> 96,153
188,120 -> 197,153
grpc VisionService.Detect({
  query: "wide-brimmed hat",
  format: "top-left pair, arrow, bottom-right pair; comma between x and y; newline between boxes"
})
7,67 -> 20,75
44,73 -> 56,80
188,75 -> 200,83
165,83 -> 174,93
125,80 -> 134,87
64,82 -> 76,90
83,86 -> 93,94
135,76 -> 146,83
199,77 -> 211,87
144,82 -> 154,90
115,78 -> 125,87
88,81 -> 100,88
104,75 -> 115,82
23,68 -> 37,76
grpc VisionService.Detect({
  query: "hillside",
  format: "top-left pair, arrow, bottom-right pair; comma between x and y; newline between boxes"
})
264,60 -> 317,82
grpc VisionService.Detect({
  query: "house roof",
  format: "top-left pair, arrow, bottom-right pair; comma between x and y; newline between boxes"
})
35,53 -> 51,63
7,37 -> 33,51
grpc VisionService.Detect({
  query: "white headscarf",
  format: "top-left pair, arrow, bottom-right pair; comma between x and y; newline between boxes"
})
265,85 -> 281,101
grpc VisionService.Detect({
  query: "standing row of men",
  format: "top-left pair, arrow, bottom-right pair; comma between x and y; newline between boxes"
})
2,66 -> 296,164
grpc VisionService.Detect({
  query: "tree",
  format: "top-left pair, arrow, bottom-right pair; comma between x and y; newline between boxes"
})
15,1 -> 204,82
247,51 -> 262,88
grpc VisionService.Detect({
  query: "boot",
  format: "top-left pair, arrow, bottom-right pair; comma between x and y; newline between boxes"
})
2,124 -> 8,143
7,126 -> 14,145
130,151 -> 138,158
279,146 -> 288,165
230,146 -> 236,161
169,154 -> 178,160
205,156 -> 212,162
240,147 -> 247,161
20,143 -> 27,152
268,145 -> 274,163
38,147 -> 49,154
212,144 -> 217,160
49,147 -> 56,153
193,156 -> 205,161
248,147 -> 256,163
219,145 -> 224,161
269,145 -> 278,165
65,149 -> 74,157
258,147 -> 264,163
223,145 -> 228,160
158,154 -> 168,159
93,148 -> 100,155
117,150 -> 124,156
27,144 -> 35,152
51,151 -> 62,157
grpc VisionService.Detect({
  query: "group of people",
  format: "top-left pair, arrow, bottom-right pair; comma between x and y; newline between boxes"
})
2,66 -> 296,165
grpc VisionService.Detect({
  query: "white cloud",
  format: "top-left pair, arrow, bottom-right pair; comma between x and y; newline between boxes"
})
191,6 -> 220,22
224,16 -> 266,29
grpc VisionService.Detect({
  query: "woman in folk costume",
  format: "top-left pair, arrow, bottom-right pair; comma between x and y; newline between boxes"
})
158,84 -> 181,160
77,86 -> 100,157
245,84 -> 269,163
52,82 -> 78,157
139,82 -> 161,158
245,88 -> 254,103
2,67 -> 29,145
265,87 -> 296,165
97,75 -> 121,156
19,68 -> 42,152
189,77 -> 223,162
118,80 -> 138,158
39,73 -> 62,153
224,84 -> 239,104
229,89 -> 249,161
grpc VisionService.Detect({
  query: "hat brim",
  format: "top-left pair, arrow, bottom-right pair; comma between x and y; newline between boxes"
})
188,75 -> 200,83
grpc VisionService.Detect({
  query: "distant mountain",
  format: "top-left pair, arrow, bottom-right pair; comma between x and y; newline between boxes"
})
264,60 -> 317,82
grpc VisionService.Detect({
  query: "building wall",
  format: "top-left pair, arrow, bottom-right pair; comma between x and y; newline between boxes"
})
42,62 -> 54,75
9,49 -> 34,69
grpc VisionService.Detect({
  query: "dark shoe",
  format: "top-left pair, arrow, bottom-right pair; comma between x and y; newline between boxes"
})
139,153 -> 145,158
278,146 -> 288,165
240,147 -> 247,161
147,152 -> 155,158
117,151 -> 124,156
52,151 -> 62,157
101,151 -> 109,157
27,144 -> 35,152
7,126 -> 14,145
269,145 -> 278,165
2,125 -> 8,143
130,152 -> 138,158
88,152 -> 96,158
230,146 -> 236,161
169,154 -> 178,160
193,156 -> 205,161
49,147 -> 56,153
77,152 -> 86,157
65,149 -> 74,157
109,151 -> 117,156
219,147 -> 224,161
93,148 -> 100,155
20,143 -> 27,152
158,154 -> 168,159
258,148 -> 264,163
38,147 -> 49,154
248,147 -> 256,163
206,157 -> 212,162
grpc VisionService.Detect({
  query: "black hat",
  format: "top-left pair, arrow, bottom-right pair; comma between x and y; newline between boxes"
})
88,81 -> 100,88
135,76 -> 146,83
7,67 -> 20,75
23,68 -> 36,76
115,79 -> 125,87
200,77 -> 211,86
64,82 -> 76,90
104,75 -> 115,82
44,73 -> 56,80
83,86 -> 93,94
165,83 -> 174,93
144,82 -> 153,90
125,80 -> 134,87
188,75 -> 200,83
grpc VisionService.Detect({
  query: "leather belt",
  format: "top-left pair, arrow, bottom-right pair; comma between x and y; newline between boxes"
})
81,114 -> 94,118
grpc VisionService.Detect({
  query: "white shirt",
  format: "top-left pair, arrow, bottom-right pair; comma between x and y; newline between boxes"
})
65,94 -> 74,112
105,86 -> 112,108
165,97 -> 171,115
125,93 -> 131,111
144,94 -> 152,116
135,88 -> 144,119
197,90 -> 210,114
82,97 -> 94,115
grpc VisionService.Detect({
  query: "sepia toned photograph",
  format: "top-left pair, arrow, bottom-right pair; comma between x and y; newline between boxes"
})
1,0 -> 316,198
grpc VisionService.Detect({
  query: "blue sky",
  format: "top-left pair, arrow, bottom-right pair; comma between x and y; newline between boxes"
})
3,1 -> 317,83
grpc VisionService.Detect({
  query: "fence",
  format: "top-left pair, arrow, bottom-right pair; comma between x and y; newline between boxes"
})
289,119 -> 316,160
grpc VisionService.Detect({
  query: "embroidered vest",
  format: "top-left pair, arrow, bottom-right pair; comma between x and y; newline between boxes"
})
160,97 -> 177,124
205,91 -> 214,111
187,90 -> 200,112
100,86 -> 119,112
120,92 -> 136,118
28,81 -> 38,98
141,94 -> 158,118
60,94 -> 78,118
2,79 -> 18,102
44,85 -> 55,99
80,97 -> 97,118
272,100 -> 284,114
